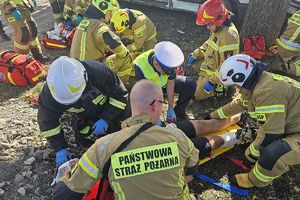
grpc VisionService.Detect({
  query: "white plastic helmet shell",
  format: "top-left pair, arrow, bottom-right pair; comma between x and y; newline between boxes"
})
154,41 -> 184,68
218,54 -> 254,87
47,56 -> 87,105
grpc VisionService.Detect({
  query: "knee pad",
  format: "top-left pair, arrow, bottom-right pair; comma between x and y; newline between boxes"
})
28,21 -> 38,38
21,26 -> 30,43
258,139 -> 292,171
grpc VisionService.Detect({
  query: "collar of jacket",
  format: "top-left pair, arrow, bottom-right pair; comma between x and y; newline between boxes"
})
84,5 -> 105,19
242,61 -> 267,91
121,114 -> 155,128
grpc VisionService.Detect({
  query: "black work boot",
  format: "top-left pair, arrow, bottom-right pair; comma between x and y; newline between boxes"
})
1,32 -> 11,41
31,48 -> 50,64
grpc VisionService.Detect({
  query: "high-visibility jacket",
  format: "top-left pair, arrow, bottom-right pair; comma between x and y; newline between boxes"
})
119,9 -> 157,53
133,50 -> 168,88
53,114 -> 199,200
192,23 -> 239,83
0,0 -> 23,13
211,71 -> 300,162
276,10 -> 300,76
70,18 -> 129,61
38,60 -> 129,152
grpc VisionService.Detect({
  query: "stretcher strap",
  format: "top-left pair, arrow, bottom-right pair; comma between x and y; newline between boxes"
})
194,173 -> 248,197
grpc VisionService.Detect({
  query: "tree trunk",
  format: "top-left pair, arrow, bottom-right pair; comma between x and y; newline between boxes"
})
240,0 -> 291,47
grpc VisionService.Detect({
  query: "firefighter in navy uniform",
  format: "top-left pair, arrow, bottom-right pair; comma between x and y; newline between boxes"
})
216,54 -> 300,188
134,41 -> 196,121
70,0 -> 134,84
38,56 -> 130,167
53,80 -> 200,200
188,0 -> 239,101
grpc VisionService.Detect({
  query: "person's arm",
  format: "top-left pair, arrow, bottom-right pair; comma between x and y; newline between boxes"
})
94,63 -> 128,124
166,79 -> 175,108
38,85 -> 67,152
192,114 -> 241,137
127,18 -> 148,52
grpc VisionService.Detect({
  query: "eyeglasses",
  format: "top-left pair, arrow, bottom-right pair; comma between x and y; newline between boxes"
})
149,99 -> 167,106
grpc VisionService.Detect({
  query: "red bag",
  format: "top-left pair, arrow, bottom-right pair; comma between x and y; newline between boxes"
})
83,179 -> 114,200
42,34 -> 68,49
0,50 -> 46,86
241,35 -> 273,59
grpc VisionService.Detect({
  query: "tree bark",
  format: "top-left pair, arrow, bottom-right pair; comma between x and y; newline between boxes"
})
240,0 -> 291,47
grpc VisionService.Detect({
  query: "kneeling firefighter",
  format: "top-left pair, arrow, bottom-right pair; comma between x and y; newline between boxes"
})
188,0 -> 239,101
38,56 -> 130,167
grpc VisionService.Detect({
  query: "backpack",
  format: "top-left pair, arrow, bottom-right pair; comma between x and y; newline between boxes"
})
241,35 -> 274,60
0,50 -> 46,86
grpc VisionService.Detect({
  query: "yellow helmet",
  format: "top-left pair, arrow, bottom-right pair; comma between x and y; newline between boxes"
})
110,9 -> 130,33
91,0 -> 120,15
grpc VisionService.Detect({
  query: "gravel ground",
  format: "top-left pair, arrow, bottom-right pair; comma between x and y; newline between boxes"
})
0,1 -> 299,199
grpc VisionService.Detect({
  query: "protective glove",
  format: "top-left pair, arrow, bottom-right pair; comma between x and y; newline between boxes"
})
214,84 -> 226,98
32,0 -> 37,7
156,119 -> 163,126
203,81 -> 215,93
75,15 -> 83,25
55,148 -> 70,167
92,119 -> 108,136
166,108 -> 176,123
11,9 -> 22,22
65,18 -> 72,27
187,54 -> 196,65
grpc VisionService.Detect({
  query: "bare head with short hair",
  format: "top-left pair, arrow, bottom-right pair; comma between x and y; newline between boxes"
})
130,80 -> 163,121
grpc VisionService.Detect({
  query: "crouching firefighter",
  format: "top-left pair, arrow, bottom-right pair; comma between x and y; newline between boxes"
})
38,56 -> 130,167
70,0 -> 134,84
188,0 -> 239,101
0,0 -> 49,63
216,54 -> 300,188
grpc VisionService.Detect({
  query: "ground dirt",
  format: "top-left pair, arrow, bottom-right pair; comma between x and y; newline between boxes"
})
0,1 -> 299,200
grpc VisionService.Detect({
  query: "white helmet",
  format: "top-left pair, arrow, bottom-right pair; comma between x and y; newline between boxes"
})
47,56 -> 87,105
218,54 -> 255,87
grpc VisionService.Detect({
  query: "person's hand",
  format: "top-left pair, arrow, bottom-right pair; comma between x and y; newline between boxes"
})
203,81 -> 215,93
75,15 -> 83,25
187,54 -> 196,65
11,9 -> 22,22
156,119 -> 163,126
230,113 -> 241,125
55,148 -> 70,167
166,108 -> 176,123
32,0 -> 37,7
92,119 -> 108,136
65,19 -> 72,27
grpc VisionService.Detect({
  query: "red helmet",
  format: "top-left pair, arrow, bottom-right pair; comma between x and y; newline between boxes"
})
196,0 -> 228,27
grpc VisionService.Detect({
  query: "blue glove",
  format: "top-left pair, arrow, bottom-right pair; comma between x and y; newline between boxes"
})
167,108 -> 176,123
187,54 -> 196,65
32,0 -> 37,7
204,81 -> 215,93
92,119 -> 108,136
156,119 -> 163,126
75,15 -> 83,25
65,19 -> 72,27
55,148 -> 70,167
11,9 -> 22,22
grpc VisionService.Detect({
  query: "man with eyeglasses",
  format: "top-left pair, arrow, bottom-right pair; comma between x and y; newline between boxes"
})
134,41 -> 196,122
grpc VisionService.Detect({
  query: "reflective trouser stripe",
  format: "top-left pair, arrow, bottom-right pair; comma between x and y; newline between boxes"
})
109,98 -> 126,110
255,104 -> 285,113
40,125 -> 61,137
14,40 -> 29,50
249,143 -> 260,157
276,38 -> 300,52
67,107 -> 85,113
111,181 -> 125,200
78,154 -> 99,179
118,68 -> 133,77
216,108 -> 227,119
79,32 -> 87,60
253,163 -> 278,183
